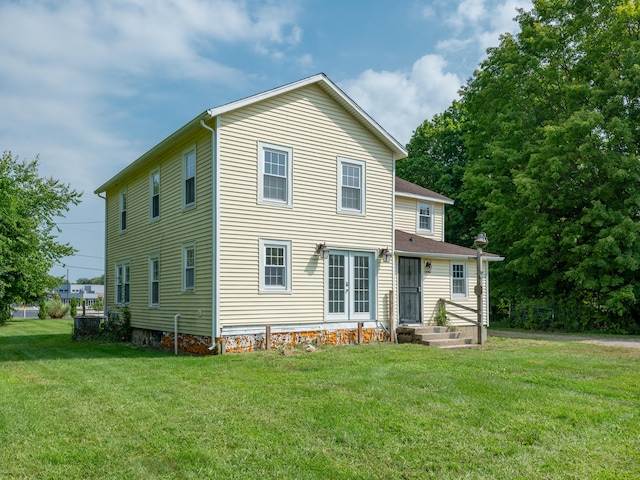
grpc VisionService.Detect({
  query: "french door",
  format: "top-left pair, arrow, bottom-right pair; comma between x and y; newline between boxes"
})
327,251 -> 375,321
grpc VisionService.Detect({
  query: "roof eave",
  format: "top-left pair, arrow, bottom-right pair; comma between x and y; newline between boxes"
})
94,111 -> 211,194
395,191 -> 455,205
394,250 -> 504,261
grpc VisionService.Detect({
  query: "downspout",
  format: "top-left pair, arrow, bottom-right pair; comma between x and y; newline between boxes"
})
391,153 -> 397,343
174,314 -> 181,355
97,192 -> 107,319
200,117 -> 220,349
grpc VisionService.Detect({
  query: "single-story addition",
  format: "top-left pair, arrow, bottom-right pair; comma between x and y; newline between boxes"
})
94,73 -> 502,354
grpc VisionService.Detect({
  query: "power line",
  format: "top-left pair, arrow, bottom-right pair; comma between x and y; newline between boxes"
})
56,221 -> 104,225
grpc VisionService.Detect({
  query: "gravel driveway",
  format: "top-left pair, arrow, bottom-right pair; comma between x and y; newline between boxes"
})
489,329 -> 640,349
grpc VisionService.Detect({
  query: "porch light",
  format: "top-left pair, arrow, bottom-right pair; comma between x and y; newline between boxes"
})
379,247 -> 392,263
473,232 -> 488,345
424,261 -> 432,273
316,243 -> 330,260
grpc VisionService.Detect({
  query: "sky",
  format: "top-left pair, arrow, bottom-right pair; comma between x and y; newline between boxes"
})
0,0 -> 531,282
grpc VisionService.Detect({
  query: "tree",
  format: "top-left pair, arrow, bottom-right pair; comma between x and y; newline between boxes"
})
0,152 -> 81,325
460,0 -> 640,332
397,101 -> 476,246
75,274 -> 104,285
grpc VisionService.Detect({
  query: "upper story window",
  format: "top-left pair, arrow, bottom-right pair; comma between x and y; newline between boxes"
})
417,202 -> 433,234
338,157 -> 366,215
258,141 -> 293,207
452,263 -> 467,298
116,261 -> 130,305
259,239 -> 292,293
183,147 -> 196,208
183,243 -> 195,292
119,189 -> 127,232
150,170 -> 160,220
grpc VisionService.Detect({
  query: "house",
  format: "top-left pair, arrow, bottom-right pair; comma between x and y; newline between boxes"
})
56,284 -> 105,308
94,73 -> 501,354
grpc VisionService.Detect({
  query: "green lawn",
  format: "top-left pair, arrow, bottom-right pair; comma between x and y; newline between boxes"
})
1,320 -> 638,479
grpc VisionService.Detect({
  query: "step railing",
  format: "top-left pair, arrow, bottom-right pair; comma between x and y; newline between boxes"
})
438,298 -> 481,327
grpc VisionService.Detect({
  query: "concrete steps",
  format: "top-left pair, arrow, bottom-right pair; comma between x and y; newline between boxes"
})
396,325 -> 479,349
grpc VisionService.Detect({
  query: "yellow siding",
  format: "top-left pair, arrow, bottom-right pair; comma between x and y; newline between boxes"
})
217,84 -> 394,327
104,129 -> 214,336
394,196 -> 445,240
421,258 -> 489,326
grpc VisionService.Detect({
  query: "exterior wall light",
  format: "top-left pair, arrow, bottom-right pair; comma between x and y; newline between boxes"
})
316,243 -> 330,260
424,261 -> 432,273
379,247 -> 392,263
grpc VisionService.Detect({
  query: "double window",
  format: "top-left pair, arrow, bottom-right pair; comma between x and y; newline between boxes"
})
183,147 -> 196,208
116,261 -> 130,305
258,142 -> 292,207
149,255 -> 159,306
150,170 -> 160,220
183,243 -> 195,292
338,158 -> 365,215
327,251 -> 374,320
452,263 -> 467,298
259,239 -> 291,293
417,202 -> 433,233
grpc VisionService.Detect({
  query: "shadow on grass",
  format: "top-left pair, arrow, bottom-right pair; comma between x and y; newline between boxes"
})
0,332 -> 171,363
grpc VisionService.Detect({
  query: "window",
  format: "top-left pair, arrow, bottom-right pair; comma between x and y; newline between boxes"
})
120,189 -> 127,231
452,263 -> 467,297
183,244 -> 195,291
259,239 -> 291,293
417,202 -> 433,233
327,251 -> 375,320
116,261 -> 130,304
258,142 -> 292,206
149,255 -> 159,306
183,147 -> 196,208
338,158 -> 365,214
150,170 -> 160,220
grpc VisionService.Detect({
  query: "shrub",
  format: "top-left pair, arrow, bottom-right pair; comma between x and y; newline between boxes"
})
70,297 -> 77,317
92,296 -> 103,311
38,301 -> 47,319
100,307 -> 132,342
46,297 -> 70,319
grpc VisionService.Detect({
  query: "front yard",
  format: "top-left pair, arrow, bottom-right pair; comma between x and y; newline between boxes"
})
1,319 -> 638,479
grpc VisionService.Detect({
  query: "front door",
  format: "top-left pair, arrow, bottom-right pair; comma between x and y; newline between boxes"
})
398,257 -> 421,324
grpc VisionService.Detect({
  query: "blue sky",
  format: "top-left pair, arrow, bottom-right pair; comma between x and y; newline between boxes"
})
0,0 -> 530,281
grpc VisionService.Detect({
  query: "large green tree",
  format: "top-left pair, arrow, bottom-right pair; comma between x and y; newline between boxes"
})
0,151 -> 81,325
397,101 -> 476,246
461,0 -> 640,331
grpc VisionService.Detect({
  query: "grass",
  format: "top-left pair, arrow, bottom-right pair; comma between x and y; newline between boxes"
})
1,320 -> 639,479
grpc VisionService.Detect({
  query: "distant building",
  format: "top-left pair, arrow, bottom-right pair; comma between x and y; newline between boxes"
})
56,284 -> 104,307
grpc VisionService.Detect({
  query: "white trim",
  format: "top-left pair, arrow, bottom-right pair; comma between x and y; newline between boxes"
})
451,262 -> 468,299
149,254 -> 160,307
221,320 -> 383,336
182,242 -> 196,292
150,168 -> 160,222
182,145 -> 196,209
394,250 -> 505,261
395,191 -> 455,205
325,250 -> 376,321
257,141 -> 293,207
206,74 -> 407,158
337,157 -> 366,215
259,239 -> 292,293
416,201 -> 434,235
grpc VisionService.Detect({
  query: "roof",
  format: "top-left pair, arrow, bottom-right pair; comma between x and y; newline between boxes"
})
395,230 -> 503,260
95,73 -> 407,194
395,178 -> 454,205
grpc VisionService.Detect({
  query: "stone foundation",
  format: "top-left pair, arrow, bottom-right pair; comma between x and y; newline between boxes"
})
132,326 -> 389,355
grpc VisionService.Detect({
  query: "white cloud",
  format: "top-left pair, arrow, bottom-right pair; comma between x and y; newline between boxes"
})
0,0 -> 305,278
341,55 -> 461,146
